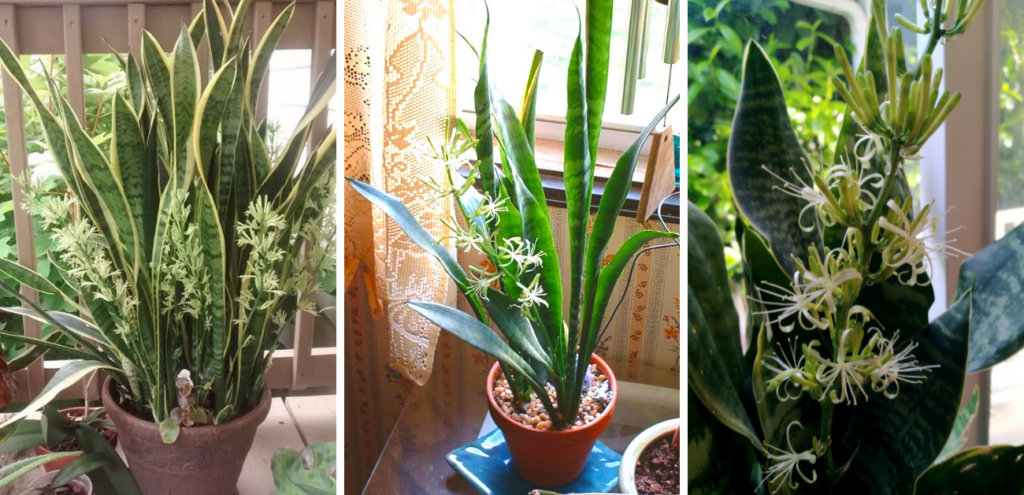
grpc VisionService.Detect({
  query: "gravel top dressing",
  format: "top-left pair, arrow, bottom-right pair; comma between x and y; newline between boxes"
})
492,364 -> 612,431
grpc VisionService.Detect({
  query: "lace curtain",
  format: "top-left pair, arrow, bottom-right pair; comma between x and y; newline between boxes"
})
344,0 -> 457,386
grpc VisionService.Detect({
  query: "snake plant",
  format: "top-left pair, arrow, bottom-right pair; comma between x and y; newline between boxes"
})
0,0 -> 336,444
348,1 -> 679,430
688,0 -> 1024,493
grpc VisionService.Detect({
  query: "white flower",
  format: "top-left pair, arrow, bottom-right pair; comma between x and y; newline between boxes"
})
805,330 -> 872,405
468,265 -> 501,298
515,274 -> 548,312
878,200 -> 971,286
799,248 -> 862,316
498,238 -> 544,276
824,155 -> 885,209
759,421 -> 818,492
761,163 -> 837,232
751,279 -> 828,336
762,340 -> 809,402
869,331 -> 938,399
441,218 -> 485,253
473,196 -> 508,223
854,130 -> 886,163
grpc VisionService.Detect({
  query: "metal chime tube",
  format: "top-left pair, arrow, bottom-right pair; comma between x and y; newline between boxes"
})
638,0 -> 652,80
663,0 -> 681,64
621,0 -> 646,115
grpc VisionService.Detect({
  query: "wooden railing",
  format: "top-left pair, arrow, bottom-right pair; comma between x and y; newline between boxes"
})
0,0 -> 337,403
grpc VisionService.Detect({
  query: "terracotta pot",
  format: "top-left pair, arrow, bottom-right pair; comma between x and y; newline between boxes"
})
35,407 -> 119,473
101,377 -> 271,495
618,418 -> 680,494
486,354 -> 617,486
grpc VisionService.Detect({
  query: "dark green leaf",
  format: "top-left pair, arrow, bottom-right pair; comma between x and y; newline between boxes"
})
727,40 -> 822,277
915,444 -> 1024,495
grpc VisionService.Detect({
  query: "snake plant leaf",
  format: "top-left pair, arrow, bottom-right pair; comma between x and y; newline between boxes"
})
125,52 -> 145,114
506,164 -> 564,357
172,24 -> 201,185
346,178 -> 486,319
688,289 -> 765,455
204,0 -> 228,70
852,263 -> 934,343
247,3 -> 295,108
142,31 -> 174,149
407,301 -> 541,386
0,330 -> 92,365
195,185 -> 228,392
584,0 -> 613,167
837,292 -> 972,495
482,290 -> 555,374
563,26 -> 590,392
915,444 -> 1024,495
195,58 -> 238,184
188,9 -> 206,48
520,49 -> 543,151
936,385 -> 980,464
0,452 -> 81,487
727,40 -> 822,278
224,0 -> 254,59
216,67 -> 246,219
490,95 -> 549,218
113,94 -> 147,244
588,229 -> 678,349
687,203 -> 752,411
259,53 -> 336,201
54,90 -> 141,275
0,361 -> 117,430
53,453 -> 108,488
471,10 -> 496,199
688,387 -> 760,495
142,117 -> 161,260
953,222 -> 1024,373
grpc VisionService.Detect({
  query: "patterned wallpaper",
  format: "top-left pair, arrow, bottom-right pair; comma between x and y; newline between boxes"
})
343,205 -> 681,493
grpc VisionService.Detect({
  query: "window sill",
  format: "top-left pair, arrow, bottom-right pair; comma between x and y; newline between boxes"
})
469,138 -> 681,224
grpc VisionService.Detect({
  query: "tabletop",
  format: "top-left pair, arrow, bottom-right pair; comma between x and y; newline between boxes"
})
362,357 -> 680,495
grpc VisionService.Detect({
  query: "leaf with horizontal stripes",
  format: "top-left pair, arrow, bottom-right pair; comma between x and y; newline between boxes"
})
204,0 -> 228,70
246,3 -> 295,108
194,58 -> 238,187
563,24 -> 589,401
585,0 -> 612,167
936,385 -> 979,463
728,40 -> 822,278
915,444 -> 1024,495
172,24 -> 201,186
520,49 -> 543,151
142,32 -> 174,157
953,221 -> 1024,372
113,94 -> 147,248
836,292 -> 972,495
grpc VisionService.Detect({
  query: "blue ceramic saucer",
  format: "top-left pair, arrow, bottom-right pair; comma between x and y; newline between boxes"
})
446,427 -> 622,494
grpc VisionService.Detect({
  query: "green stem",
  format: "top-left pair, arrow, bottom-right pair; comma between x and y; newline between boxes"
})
909,0 -> 946,80
820,399 -> 837,488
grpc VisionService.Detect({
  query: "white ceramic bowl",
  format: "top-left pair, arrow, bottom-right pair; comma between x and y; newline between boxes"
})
21,471 -> 92,495
618,418 -> 680,495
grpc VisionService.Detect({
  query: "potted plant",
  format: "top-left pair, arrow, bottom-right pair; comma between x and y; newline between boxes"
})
0,404 -> 118,473
0,0 -> 336,492
689,0 -> 1024,493
348,2 -> 679,487
618,419 -> 678,495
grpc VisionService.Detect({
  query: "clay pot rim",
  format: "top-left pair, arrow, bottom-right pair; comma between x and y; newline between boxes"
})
100,376 -> 272,438
485,353 -> 618,435
617,417 -> 680,495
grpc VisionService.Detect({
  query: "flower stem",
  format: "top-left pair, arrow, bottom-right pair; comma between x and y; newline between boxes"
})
820,398 -> 837,489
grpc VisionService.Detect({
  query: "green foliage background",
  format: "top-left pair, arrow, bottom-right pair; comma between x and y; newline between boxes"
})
687,0 -> 853,280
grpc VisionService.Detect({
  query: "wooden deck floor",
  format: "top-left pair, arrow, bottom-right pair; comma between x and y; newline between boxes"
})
0,395 -> 337,495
